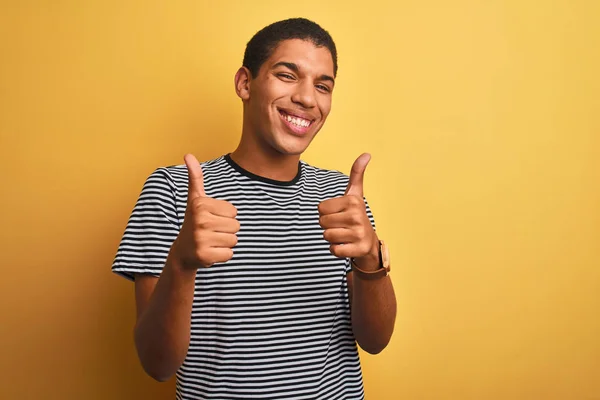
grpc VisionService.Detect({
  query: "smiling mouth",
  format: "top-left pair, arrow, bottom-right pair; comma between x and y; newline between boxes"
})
278,109 -> 314,131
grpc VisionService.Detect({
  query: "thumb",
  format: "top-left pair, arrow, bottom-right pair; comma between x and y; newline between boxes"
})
184,153 -> 206,201
345,153 -> 371,197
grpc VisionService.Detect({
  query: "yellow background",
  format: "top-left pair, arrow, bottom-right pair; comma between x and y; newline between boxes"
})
1,1 -> 598,399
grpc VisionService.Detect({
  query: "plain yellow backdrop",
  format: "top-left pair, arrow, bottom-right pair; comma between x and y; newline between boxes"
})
1,1 -> 598,399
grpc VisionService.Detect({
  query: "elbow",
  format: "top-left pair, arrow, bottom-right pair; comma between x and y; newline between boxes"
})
144,365 -> 174,382
134,326 -> 179,382
354,323 -> 395,355
136,346 -> 179,382
362,345 -> 385,355
358,338 -> 390,355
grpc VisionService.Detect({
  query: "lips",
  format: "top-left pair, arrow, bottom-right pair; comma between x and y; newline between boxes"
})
278,108 -> 315,135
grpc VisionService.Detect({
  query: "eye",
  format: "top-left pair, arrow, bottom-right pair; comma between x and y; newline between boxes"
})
277,73 -> 295,81
316,84 -> 331,93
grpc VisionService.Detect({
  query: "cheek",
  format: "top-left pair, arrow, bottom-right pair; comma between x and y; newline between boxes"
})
319,99 -> 332,119
258,84 -> 281,113
249,93 -> 271,125
263,76 -> 288,98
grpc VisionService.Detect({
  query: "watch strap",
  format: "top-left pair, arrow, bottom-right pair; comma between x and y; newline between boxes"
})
350,240 -> 390,280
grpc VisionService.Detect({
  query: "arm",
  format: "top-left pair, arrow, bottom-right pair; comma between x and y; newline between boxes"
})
318,153 -> 397,355
133,250 -> 197,382
131,154 -> 239,382
347,236 -> 397,354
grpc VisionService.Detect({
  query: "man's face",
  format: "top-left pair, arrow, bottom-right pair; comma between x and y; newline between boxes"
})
244,39 -> 335,156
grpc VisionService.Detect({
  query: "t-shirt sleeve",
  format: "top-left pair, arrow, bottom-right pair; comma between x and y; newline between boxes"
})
345,196 -> 377,274
112,168 -> 181,281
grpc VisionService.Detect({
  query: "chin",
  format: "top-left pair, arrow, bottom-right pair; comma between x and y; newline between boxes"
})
272,135 -> 314,156
273,144 -> 307,156
261,119 -> 321,156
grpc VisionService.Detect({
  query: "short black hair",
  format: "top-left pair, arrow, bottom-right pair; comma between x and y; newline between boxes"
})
242,18 -> 338,78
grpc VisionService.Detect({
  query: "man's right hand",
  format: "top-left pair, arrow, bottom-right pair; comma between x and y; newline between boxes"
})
172,154 -> 240,269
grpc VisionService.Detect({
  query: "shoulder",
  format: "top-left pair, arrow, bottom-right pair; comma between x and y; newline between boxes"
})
301,161 -> 349,181
147,155 -> 228,189
300,161 -> 350,195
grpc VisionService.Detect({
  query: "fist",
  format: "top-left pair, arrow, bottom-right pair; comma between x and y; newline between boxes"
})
318,153 -> 378,260
173,154 -> 240,269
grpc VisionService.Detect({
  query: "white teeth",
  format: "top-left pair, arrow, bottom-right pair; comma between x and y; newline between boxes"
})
283,113 -> 310,128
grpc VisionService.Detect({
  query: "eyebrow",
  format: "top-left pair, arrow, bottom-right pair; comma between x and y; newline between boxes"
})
272,61 -> 335,84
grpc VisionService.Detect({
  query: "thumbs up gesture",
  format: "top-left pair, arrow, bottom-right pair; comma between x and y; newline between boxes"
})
172,154 -> 240,269
318,153 -> 379,266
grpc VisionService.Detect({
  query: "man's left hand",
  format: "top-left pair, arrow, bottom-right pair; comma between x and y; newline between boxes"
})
318,153 -> 379,270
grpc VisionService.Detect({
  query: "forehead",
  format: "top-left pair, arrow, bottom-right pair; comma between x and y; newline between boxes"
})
265,39 -> 335,77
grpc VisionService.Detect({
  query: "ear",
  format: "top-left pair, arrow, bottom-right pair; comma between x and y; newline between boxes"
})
234,66 -> 251,101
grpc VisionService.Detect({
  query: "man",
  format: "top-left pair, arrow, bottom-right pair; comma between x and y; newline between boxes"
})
112,17 -> 396,399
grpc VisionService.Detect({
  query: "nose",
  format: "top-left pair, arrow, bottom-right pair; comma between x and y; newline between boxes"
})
291,80 -> 317,109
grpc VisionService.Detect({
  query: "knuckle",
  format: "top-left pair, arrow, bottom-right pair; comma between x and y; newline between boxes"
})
317,203 -> 325,215
209,255 -> 221,265
329,244 -> 337,256
195,249 -> 208,264
360,242 -> 370,254
357,227 -> 367,240
330,245 -> 342,258
191,197 -> 204,209
193,230 -> 203,244
195,213 -> 211,229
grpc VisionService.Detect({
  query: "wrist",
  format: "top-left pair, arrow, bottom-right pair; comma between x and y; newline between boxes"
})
351,238 -> 391,281
352,237 -> 380,272
168,239 -> 200,275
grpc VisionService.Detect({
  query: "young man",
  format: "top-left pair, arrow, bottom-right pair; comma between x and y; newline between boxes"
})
112,18 -> 396,400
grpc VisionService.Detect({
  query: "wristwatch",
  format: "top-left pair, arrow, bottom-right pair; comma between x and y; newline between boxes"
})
351,240 -> 391,280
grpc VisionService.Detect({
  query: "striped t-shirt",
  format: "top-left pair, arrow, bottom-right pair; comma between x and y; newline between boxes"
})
112,154 -> 376,400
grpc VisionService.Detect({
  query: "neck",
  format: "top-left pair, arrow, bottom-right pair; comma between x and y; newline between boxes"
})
230,134 -> 301,182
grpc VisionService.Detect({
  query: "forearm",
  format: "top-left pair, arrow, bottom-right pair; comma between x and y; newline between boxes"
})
351,272 -> 396,354
134,248 -> 197,381
350,238 -> 397,354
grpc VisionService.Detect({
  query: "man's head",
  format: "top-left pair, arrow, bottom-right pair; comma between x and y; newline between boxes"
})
234,18 -> 338,157
242,18 -> 338,79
